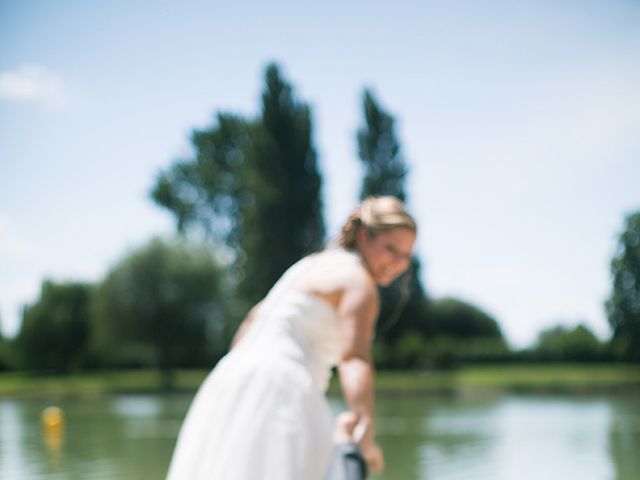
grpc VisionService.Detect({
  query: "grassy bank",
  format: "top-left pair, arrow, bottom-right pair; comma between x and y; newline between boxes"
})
0,370 -> 209,398
1,364 -> 639,398
368,364 -> 640,394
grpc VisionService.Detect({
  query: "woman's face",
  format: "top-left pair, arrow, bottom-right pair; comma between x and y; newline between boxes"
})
358,227 -> 416,286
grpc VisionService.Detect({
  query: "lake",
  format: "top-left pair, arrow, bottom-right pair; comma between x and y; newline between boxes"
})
1,391 -> 638,479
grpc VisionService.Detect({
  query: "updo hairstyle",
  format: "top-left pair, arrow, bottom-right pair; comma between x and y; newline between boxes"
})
336,196 -> 417,250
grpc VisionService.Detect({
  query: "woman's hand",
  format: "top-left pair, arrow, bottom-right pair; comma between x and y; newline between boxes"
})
360,441 -> 384,475
334,411 -> 385,475
334,411 -> 384,474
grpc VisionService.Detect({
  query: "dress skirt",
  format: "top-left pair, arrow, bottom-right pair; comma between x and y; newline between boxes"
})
166,350 -> 334,480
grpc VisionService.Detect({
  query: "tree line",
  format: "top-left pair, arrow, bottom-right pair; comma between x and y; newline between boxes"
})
1,63 -> 637,379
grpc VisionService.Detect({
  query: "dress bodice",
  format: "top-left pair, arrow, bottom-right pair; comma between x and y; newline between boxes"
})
168,249 -> 362,479
234,249 -> 359,392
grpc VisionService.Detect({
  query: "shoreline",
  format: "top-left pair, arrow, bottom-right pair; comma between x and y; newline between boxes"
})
1,364 -> 639,399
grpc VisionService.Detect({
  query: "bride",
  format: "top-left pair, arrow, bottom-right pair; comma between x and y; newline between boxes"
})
166,196 -> 417,480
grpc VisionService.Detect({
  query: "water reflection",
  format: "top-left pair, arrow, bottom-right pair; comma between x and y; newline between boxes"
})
0,401 -> 31,479
420,395 -> 501,479
375,394 -> 437,480
0,392 -> 638,479
609,395 -> 640,480
450,396 -> 614,480
371,394 -> 633,480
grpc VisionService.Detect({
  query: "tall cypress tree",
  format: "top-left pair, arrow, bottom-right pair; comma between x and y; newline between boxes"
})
606,211 -> 640,361
358,89 -> 408,201
356,89 -> 430,365
240,64 -> 325,303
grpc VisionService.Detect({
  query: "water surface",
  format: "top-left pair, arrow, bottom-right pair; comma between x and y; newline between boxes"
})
1,392 -> 638,479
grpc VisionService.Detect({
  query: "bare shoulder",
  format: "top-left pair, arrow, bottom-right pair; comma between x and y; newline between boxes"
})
333,254 -> 379,318
316,250 -> 376,293
342,260 -> 377,299
290,249 -> 378,313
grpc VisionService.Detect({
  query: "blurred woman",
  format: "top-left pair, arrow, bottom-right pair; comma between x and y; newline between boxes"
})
167,196 -> 417,480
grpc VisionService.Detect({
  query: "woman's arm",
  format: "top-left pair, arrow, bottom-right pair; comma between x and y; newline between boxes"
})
336,276 -> 384,474
230,301 -> 262,349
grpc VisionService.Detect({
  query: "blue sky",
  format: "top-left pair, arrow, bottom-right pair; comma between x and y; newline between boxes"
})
1,0 -> 639,347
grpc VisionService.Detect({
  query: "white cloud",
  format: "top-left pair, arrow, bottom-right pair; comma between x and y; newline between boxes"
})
0,212 -> 31,258
0,64 -> 70,108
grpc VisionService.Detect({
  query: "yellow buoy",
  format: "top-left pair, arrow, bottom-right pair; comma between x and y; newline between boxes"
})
41,406 -> 64,431
42,406 -> 64,456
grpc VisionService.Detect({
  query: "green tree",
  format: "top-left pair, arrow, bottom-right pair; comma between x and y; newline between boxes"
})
428,297 -> 503,339
91,237 -> 222,387
358,89 -> 408,201
421,298 -> 507,368
0,325 -> 11,370
152,63 -> 325,310
152,114 -> 255,249
241,64 -> 325,303
16,281 -> 92,372
606,211 -> 640,361
375,297 -> 509,369
533,324 -> 604,362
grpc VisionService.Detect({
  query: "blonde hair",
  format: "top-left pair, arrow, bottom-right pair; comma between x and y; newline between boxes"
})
336,196 -> 417,250
336,196 -> 417,331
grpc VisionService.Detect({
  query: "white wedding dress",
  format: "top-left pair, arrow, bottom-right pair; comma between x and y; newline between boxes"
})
167,249 -> 358,480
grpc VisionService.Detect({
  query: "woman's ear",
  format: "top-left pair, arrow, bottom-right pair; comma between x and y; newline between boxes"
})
356,226 -> 377,251
356,225 -> 368,247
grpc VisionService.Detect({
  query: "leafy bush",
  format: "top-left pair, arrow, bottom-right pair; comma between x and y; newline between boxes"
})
15,281 -> 93,372
531,324 -> 606,362
91,236 -> 224,378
